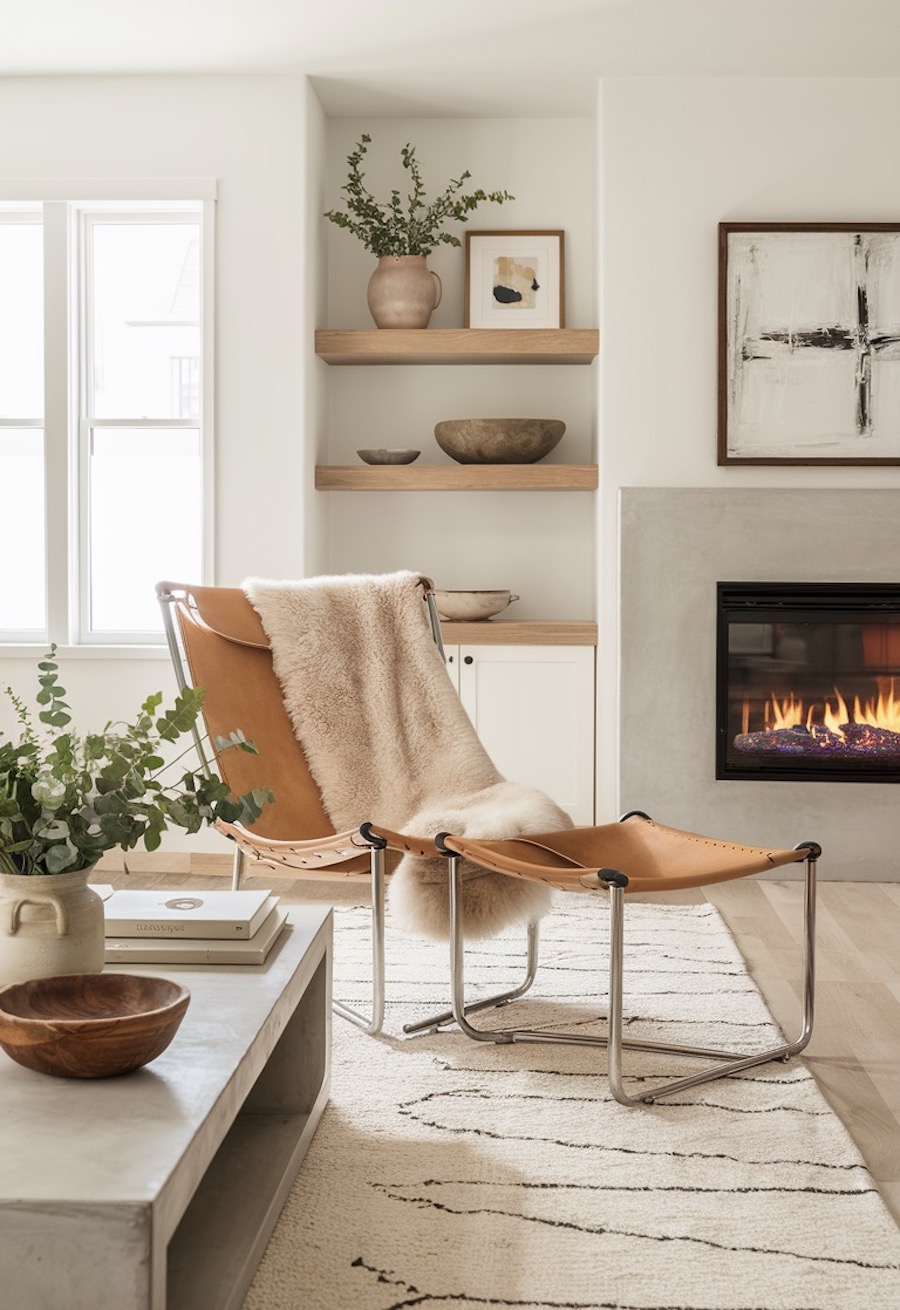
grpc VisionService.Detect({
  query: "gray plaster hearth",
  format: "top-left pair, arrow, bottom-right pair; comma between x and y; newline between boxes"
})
620,488 -> 900,880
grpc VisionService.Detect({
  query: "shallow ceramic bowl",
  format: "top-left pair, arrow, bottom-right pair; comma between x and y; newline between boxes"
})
357,448 -> 421,465
434,419 -> 565,464
434,590 -> 520,622
0,972 -> 190,1079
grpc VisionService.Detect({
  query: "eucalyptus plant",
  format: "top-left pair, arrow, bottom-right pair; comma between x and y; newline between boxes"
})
324,134 -> 515,257
0,650 -> 272,875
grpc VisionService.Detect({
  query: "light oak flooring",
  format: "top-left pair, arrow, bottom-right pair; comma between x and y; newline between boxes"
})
100,857 -> 900,1229
706,878 -> 900,1228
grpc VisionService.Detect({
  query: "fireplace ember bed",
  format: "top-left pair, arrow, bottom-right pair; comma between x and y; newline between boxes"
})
717,582 -> 900,783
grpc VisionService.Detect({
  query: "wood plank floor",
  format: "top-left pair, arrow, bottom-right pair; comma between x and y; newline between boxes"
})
706,879 -> 900,1227
102,861 -> 900,1229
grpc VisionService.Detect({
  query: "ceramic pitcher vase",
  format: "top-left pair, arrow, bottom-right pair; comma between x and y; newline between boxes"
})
367,254 -> 443,328
0,867 -> 105,987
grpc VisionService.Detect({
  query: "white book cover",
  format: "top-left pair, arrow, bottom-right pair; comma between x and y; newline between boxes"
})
103,887 -> 275,939
105,904 -> 289,965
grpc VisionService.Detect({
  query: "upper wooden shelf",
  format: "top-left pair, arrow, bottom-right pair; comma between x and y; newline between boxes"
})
314,328 -> 599,365
315,464 -> 598,491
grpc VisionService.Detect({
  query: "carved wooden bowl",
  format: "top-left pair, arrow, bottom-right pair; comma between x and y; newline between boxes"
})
0,972 -> 190,1078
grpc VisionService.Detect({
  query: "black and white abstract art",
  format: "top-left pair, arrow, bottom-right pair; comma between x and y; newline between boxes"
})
718,223 -> 900,464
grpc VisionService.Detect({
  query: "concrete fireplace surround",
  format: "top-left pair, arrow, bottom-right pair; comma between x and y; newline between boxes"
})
620,488 -> 900,881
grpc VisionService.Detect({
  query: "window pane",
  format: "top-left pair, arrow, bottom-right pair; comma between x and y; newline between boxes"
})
90,222 -> 201,420
0,221 -> 43,418
88,428 -> 202,633
0,429 -> 45,632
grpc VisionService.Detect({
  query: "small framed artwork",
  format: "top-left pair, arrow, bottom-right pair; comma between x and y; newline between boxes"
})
465,230 -> 565,329
719,222 -> 900,465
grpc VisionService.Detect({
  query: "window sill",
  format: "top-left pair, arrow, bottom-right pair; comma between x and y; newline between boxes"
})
0,644 -> 170,661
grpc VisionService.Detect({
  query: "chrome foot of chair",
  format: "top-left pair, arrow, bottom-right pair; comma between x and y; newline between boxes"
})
231,844 -> 245,891
332,844 -> 387,1036
403,919 -> 540,1037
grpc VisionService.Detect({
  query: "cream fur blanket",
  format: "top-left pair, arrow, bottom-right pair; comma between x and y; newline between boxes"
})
243,571 -> 571,938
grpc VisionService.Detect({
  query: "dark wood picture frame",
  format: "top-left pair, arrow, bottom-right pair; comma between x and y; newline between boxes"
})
718,222 -> 900,466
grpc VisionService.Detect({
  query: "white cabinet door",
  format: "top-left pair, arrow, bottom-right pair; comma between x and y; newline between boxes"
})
444,644 -> 595,825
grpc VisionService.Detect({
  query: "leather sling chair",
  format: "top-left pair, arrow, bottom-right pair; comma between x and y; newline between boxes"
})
159,580 -> 819,1103
369,812 -> 819,1106
157,577 -> 534,1037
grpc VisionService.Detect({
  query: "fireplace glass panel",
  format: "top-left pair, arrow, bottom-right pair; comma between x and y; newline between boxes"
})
717,583 -> 900,783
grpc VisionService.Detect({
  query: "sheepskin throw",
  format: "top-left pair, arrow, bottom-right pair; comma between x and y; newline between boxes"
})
243,571 -> 571,937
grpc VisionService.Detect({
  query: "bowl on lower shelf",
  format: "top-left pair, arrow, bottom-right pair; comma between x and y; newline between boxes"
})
434,419 -> 565,464
356,448 -> 421,465
0,972 -> 191,1078
434,590 -> 520,622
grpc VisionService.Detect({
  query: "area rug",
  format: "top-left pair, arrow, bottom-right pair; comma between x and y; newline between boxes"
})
241,896 -> 900,1310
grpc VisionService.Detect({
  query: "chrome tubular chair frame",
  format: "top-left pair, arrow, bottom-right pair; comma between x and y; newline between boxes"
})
157,581 -> 403,1037
402,920 -> 541,1038
338,828 -> 387,1035
433,819 -> 820,1106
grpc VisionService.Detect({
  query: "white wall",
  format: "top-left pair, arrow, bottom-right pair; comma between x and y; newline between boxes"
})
597,77 -> 900,820
0,73 -> 324,852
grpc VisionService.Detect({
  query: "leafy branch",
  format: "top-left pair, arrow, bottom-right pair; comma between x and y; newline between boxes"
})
324,134 -> 514,257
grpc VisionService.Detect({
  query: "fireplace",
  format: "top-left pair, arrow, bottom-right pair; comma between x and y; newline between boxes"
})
717,582 -> 900,783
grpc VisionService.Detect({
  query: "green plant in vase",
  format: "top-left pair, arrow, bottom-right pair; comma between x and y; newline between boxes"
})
0,650 -> 273,983
324,133 -> 515,327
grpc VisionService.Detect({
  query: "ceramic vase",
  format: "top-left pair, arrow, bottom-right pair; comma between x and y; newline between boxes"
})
366,255 -> 443,328
0,867 -> 105,987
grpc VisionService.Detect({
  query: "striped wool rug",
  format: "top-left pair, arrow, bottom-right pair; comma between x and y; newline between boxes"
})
242,896 -> 900,1310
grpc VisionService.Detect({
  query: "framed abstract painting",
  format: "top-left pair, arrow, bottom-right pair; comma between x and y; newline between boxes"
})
718,222 -> 900,465
465,230 -> 565,329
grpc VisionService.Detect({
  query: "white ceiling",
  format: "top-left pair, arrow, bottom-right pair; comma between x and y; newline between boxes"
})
3,0 -> 900,116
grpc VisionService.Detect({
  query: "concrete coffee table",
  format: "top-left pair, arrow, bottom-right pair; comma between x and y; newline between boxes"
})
0,905 -> 332,1310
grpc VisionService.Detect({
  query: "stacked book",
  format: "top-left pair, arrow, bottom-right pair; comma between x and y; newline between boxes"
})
98,887 -> 288,965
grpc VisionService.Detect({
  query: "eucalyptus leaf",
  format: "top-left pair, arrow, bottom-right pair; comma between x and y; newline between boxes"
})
36,819 -> 70,841
44,841 -> 77,873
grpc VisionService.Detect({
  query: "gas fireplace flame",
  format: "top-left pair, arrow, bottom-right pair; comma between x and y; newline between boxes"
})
766,680 -> 900,736
737,678 -> 900,758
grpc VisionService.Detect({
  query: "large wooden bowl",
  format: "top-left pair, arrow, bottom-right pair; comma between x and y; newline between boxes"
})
0,972 -> 190,1078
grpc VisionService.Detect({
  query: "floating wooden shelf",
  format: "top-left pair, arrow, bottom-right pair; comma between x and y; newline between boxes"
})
314,328 -> 599,365
315,464 -> 598,491
439,620 -> 597,646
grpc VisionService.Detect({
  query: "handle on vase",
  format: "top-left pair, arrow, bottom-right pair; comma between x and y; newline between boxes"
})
431,270 -> 443,311
7,893 -> 69,938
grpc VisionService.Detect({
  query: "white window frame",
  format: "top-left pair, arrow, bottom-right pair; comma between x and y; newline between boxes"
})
0,180 -> 216,655
0,205 -> 45,645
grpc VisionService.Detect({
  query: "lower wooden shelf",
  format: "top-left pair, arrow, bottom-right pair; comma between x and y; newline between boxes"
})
438,620 -> 597,645
315,464 -> 598,491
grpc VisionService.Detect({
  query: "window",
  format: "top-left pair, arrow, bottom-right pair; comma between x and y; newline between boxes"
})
0,193 -> 213,646
0,209 -> 44,639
